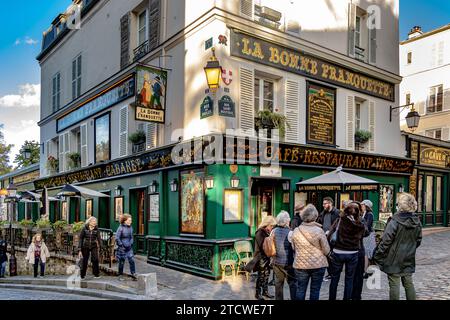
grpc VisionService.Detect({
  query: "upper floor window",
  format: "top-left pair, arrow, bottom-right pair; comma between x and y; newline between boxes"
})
406,93 -> 411,105
425,128 -> 442,140
138,10 -> 148,46
407,52 -> 412,64
72,54 -> 82,100
355,102 -> 362,131
355,16 -> 362,48
52,72 -> 61,112
254,77 -> 275,114
428,85 -> 443,114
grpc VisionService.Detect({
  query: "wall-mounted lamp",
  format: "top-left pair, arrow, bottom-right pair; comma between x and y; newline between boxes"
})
204,47 -> 222,92
115,185 -> 123,197
7,184 -> 17,198
205,176 -> 214,189
149,180 -> 158,194
170,179 -> 178,192
390,103 -> 421,132
282,181 -> 290,192
230,175 -> 240,189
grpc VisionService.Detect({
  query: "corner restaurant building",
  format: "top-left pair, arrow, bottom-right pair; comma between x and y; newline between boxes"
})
36,11 -> 414,278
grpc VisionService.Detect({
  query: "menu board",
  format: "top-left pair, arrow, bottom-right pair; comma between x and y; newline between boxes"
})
306,82 -> 336,146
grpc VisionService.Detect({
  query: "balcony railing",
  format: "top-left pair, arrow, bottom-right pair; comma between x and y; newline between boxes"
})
355,46 -> 365,62
133,40 -> 150,62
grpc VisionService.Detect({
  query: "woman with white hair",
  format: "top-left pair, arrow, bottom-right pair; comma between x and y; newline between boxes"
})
272,211 -> 297,300
246,215 -> 277,300
291,204 -> 331,300
78,216 -> 102,280
373,193 -> 422,300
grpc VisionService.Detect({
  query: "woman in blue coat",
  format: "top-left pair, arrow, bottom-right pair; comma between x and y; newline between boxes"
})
116,214 -> 137,280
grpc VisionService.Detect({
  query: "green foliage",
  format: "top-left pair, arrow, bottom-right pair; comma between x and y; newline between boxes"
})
128,131 -> 146,144
0,124 -> 13,175
255,110 -> 290,138
72,221 -> 85,233
355,130 -> 373,144
53,220 -> 68,230
67,152 -> 81,169
46,156 -> 59,173
19,219 -> 35,228
36,219 -> 52,229
14,140 -> 40,169
0,220 -> 9,227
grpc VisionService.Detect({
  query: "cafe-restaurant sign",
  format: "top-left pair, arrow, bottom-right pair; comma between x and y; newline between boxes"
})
419,144 -> 450,169
230,30 -> 395,102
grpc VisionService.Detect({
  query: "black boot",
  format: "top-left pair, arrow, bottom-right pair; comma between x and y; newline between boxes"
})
262,291 -> 274,299
255,288 -> 264,300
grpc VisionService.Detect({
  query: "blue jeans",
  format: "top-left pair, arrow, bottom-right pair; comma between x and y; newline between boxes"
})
0,261 -> 6,277
295,268 -> 326,301
329,252 -> 359,300
118,255 -> 136,275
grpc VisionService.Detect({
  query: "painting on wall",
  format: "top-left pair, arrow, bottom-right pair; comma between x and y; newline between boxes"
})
114,196 -> 124,221
180,170 -> 205,235
85,199 -> 93,219
149,194 -> 160,222
379,185 -> 395,222
223,189 -> 243,223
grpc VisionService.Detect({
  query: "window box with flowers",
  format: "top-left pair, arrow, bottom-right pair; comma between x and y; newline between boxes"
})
254,110 -> 289,138
46,156 -> 59,174
68,152 -> 81,169
129,130 -> 146,154
355,130 -> 372,151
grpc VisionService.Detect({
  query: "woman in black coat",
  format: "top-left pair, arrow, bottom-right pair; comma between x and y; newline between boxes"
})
246,215 -> 277,300
78,217 -> 102,280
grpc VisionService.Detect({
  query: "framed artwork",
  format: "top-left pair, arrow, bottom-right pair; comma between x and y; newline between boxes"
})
180,170 -> 205,236
61,201 -> 68,222
94,113 -> 111,163
223,189 -> 244,223
379,185 -> 395,222
85,199 -> 93,219
114,196 -> 124,221
283,193 -> 290,204
149,194 -> 160,222
340,193 -> 351,210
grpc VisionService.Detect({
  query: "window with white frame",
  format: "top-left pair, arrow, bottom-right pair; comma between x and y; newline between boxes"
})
355,102 -> 362,131
72,54 -> 82,100
52,72 -> 61,112
425,128 -> 442,140
254,77 -> 275,114
138,10 -> 148,46
428,85 -> 443,114
407,52 -> 412,64
355,16 -> 362,48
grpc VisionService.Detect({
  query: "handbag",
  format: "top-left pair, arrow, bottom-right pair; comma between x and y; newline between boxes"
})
263,231 -> 276,257
329,219 -> 341,247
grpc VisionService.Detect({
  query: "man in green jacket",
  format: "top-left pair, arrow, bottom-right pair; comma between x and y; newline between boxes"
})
374,193 -> 422,300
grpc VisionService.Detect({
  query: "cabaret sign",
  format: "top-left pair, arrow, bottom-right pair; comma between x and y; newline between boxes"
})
231,30 -> 395,102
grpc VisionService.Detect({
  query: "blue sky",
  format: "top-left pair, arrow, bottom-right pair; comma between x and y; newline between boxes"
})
0,0 -> 449,164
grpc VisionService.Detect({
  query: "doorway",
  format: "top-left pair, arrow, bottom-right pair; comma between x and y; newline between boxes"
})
98,191 -> 111,229
69,197 -> 81,223
130,189 -> 146,235
256,187 -> 274,228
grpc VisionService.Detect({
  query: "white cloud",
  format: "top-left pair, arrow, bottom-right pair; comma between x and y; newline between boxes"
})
14,39 -> 21,46
24,37 -> 39,45
0,84 -> 41,165
0,84 -> 40,109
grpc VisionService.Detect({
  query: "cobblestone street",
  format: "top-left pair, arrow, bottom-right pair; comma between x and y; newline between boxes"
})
0,288 -> 103,300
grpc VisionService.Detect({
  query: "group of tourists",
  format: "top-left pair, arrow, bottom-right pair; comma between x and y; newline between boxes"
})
249,193 -> 422,301
0,214 -> 138,281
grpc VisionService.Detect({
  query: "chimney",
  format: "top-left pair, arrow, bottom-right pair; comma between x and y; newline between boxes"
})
408,26 -> 423,39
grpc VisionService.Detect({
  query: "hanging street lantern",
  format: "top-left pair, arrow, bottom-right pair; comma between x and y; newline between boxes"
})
204,47 -> 222,92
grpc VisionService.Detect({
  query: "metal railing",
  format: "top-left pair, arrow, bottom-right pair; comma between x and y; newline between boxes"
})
133,40 -> 150,62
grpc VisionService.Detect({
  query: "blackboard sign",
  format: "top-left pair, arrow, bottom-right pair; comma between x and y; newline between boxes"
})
200,96 -> 214,119
306,82 -> 336,146
218,95 -> 236,117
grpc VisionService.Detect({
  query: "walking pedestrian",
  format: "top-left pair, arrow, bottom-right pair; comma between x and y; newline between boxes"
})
78,217 -> 102,280
272,211 -> 297,300
318,197 -> 340,281
0,240 -> 8,278
25,234 -> 50,278
361,200 -> 376,277
245,215 -> 277,300
290,205 -> 304,230
116,214 -> 138,281
327,202 -> 366,300
373,193 -> 422,300
291,204 -> 331,301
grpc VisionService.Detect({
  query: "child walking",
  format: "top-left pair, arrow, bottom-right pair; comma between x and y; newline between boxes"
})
26,234 -> 50,278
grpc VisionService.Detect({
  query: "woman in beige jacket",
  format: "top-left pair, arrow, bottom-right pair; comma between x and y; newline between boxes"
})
291,204 -> 331,300
26,234 -> 51,278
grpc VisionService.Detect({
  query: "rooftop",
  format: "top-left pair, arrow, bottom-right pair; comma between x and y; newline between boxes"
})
400,23 -> 450,45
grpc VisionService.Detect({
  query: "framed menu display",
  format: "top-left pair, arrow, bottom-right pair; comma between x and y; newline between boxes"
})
306,82 -> 336,146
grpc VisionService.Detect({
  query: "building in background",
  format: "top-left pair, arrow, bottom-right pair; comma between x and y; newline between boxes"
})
35,0 -> 413,279
400,25 -> 450,141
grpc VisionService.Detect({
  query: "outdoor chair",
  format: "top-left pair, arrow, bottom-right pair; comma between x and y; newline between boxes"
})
234,240 -> 253,281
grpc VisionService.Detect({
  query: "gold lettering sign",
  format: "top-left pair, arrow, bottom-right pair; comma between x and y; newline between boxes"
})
419,144 -> 450,169
231,30 -> 395,101
307,83 -> 336,146
13,171 -> 40,185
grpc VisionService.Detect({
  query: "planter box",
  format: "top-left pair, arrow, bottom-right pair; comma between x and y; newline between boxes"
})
132,142 -> 146,154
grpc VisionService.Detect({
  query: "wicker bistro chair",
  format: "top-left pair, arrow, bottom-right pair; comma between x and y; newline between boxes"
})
234,240 -> 253,281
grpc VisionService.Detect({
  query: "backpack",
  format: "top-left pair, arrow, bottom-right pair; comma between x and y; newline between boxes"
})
263,230 -> 276,257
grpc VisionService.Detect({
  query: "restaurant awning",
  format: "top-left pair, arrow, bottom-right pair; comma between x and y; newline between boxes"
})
296,166 -> 379,192
56,184 -> 110,198
20,191 -> 42,201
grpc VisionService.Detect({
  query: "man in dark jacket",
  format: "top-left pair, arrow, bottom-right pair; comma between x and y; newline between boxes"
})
373,193 -> 422,300
318,197 -> 340,234
290,205 -> 304,230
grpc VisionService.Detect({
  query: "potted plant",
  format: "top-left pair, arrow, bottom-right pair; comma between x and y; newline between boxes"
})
36,219 -> 52,230
19,219 -> 35,242
129,131 -> 146,154
46,156 -> 59,174
53,220 -> 68,250
67,152 -> 81,169
255,110 -> 290,138
355,130 -> 372,144
72,221 -> 85,251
